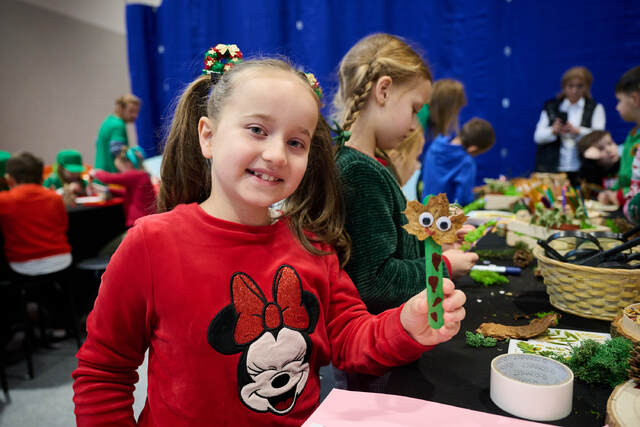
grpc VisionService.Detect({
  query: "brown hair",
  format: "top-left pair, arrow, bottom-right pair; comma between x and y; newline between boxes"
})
6,152 -> 43,184
558,66 -> 593,98
333,33 -> 432,132
158,58 -> 350,265
616,65 -> 640,95
577,130 -> 610,155
429,79 -> 467,137
459,118 -> 495,152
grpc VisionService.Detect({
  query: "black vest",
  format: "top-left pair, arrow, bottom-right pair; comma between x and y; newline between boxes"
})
534,97 -> 597,172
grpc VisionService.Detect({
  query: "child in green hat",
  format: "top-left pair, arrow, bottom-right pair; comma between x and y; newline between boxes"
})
43,149 -> 88,197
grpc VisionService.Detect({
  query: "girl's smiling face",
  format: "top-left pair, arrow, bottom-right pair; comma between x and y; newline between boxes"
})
199,70 -> 318,225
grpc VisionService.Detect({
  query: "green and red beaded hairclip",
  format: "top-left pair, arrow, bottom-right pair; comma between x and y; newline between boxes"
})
202,44 -> 243,78
304,73 -> 323,99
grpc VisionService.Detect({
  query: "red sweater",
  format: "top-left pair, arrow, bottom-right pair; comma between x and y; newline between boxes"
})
93,169 -> 156,227
0,184 -> 71,262
72,203 -> 432,426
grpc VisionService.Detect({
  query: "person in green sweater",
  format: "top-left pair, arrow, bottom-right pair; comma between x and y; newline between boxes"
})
332,33 -> 477,391
333,33 -> 477,314
597,66 -> 640,206
94,94 -> 141,173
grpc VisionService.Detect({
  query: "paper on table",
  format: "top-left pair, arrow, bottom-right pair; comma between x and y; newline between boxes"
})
303,389 -> 551,426
508,328 -> 611,358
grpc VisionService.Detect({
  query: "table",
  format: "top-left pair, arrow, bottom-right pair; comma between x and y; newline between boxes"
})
67,199 -> 126,261
385,233 -> 612,426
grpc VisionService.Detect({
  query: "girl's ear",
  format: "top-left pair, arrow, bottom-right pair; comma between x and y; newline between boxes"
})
198,116 -> 216,158
374,76 -> 393,106
632,91 -> 640,108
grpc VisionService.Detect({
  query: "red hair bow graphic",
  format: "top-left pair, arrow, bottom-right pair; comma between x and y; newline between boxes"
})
231,266 -> 310,345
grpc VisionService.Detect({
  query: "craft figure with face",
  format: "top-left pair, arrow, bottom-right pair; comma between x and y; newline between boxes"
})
402,193 -> 467,244
402,193 -> 467,328
208,265 -> 319,416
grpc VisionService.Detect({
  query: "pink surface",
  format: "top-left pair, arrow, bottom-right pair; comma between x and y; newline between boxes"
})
303,389 -> 552,426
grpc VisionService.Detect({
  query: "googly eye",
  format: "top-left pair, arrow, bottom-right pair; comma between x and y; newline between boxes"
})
418,212 -> 434,227
436,216 -> 452,232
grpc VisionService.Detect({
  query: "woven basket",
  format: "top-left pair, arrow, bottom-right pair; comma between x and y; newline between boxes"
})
533,246 -> 640,321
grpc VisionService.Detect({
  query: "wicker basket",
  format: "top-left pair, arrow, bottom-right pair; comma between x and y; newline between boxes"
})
533,246 -> 640,321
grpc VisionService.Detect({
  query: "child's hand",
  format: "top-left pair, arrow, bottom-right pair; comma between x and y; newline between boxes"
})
442,249 -> 479,279
598,190 -> 619,206
441,224 -> 475,252
400,279 -> 466,346
551,119 -> 563,135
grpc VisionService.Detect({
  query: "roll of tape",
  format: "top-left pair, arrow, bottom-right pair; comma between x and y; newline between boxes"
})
490,353 -> 573,421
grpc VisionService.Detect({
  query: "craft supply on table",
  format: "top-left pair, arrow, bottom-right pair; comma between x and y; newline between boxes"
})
490,354 -> 573,422
533,246 -> 640,321
606,379 -> 640,427
303,388 -> 552,426
471,264 -> 521,275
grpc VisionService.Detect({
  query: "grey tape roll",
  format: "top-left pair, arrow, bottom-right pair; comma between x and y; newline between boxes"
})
490,353 -> 574,421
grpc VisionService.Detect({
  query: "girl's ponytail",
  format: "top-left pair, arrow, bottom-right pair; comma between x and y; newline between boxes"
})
158,75 -> 212,212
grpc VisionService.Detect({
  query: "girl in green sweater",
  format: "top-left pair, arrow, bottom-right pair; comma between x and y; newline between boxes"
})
332,34 -> 477,391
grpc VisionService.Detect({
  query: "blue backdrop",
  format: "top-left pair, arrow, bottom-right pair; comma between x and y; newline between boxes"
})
126,0 -> 640,183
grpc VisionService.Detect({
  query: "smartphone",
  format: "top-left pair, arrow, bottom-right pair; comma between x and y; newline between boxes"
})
557,111 -> 568,124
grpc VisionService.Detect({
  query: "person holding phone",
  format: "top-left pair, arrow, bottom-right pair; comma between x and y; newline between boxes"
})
534,66 -> 606,182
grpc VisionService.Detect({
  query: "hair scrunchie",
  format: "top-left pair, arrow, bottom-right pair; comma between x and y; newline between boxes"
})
202,44 -> 243,83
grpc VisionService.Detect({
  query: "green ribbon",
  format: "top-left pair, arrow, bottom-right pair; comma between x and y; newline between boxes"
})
330,120 -> 352,146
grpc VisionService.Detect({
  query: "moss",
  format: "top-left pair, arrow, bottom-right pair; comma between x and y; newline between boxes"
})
565,337 -> 633,388
469,270 -> 509,286
465,331 -> 497,347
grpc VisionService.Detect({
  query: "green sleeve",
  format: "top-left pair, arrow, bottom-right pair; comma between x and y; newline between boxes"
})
338,156 -> 446,314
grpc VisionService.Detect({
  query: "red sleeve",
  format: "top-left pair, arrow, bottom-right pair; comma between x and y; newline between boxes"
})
323,254 -> 432,376
93,170 -> 134,187
442,255 -> 452,278
617,189 -> 626,206
72,224 -> 153,426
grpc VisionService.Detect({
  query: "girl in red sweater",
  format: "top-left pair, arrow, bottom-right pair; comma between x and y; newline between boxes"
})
72,47 -> 467,426
91,147 -> 156,227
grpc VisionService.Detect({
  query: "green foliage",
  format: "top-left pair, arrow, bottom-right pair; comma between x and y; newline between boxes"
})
465,331 -> 497,348
463,198 -> 485,214
473,242 -> 529,261
469,270 -> 509,286
484,178 -> 520,196
565,338 -> 632,388
464,220 -> 498,243
605,218 -> 621,234
534,311 -> 556,319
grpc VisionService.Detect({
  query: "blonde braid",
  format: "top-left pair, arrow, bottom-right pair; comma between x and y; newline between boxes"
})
342,61 -> 382,131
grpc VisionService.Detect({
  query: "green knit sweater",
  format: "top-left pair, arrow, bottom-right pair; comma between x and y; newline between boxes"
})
336,146 -> 448,314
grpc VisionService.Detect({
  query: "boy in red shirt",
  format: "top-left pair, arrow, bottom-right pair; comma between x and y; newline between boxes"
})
0,152 -> 71,275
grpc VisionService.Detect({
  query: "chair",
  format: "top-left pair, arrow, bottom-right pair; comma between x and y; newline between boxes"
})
10,268 -> 82,379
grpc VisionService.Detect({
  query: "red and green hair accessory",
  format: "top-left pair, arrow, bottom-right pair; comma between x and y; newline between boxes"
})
202,44 -> 243,77
305,73 -> 323,99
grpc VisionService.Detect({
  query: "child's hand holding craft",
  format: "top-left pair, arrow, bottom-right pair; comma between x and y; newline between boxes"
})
442,249 -> 479,279
400,279 -> 466,345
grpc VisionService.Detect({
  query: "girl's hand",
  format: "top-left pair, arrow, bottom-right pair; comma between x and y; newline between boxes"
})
442,249 -> 479,279
441,224 -> 475,252
400,279 -> 466,346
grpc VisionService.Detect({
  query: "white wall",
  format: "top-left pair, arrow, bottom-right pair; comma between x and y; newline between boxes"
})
0,0 -> 135,165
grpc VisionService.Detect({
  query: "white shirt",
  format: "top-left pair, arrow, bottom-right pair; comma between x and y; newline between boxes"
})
534,97 -> 606,172
10,253 -> 72,276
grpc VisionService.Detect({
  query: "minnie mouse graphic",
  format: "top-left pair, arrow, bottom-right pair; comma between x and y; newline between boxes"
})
208,264 -> 319,415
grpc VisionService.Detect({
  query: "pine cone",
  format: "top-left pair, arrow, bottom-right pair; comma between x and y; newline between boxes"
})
513,249 -> 534,268
629,344 -> 640,384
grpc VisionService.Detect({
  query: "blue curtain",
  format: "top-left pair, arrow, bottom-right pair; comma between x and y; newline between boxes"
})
126,0 -> 640,183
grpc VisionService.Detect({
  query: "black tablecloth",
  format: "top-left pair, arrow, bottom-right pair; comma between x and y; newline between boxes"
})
67,202 -> 126,261
385,233 -> 612,426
